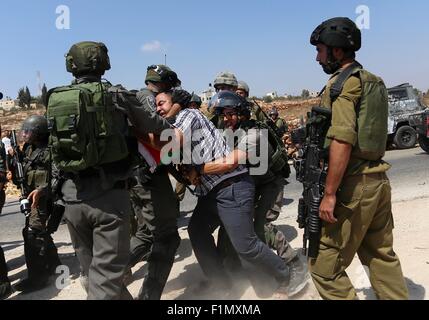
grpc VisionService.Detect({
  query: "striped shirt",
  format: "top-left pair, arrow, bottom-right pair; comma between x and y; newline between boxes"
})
173,109 -> 247,196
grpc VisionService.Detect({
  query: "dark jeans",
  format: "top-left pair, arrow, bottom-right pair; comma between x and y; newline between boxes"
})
188,174 -> 289,285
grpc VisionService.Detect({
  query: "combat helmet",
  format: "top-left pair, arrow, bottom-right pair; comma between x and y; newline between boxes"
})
210,91 -> 250,115
22,115 -> 49,142
237,81 -> 250,96
66,41 -> 111,77
145,64 -> 181,88
213,71 -> 238,90
269,107 -> 279,117
310,17 -> 361,52
189,94 -> 202,108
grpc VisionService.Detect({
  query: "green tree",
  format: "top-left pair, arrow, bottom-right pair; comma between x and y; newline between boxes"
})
301,89 -> 310,99
40,84 -> 48,106
18,86 -> 32,109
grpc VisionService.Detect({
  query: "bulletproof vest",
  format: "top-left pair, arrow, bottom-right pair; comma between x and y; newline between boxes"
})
47,81 -> 130,173
23,144 -> 50,191
325,63 -> 388,161
239,119 -> 290,178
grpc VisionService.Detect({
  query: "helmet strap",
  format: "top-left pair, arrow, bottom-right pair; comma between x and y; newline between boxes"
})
322,47 -> 342,75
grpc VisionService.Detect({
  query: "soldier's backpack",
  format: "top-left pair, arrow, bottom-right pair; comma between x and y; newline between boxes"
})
46,81 -> 129,172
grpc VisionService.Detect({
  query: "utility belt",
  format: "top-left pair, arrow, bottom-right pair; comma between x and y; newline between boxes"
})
211,173 -> 247,193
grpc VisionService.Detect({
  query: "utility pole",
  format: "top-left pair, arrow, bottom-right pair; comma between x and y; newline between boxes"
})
164,54 -> 167,66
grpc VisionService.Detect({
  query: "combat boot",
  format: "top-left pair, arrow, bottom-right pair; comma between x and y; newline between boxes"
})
0,281 -> 12,300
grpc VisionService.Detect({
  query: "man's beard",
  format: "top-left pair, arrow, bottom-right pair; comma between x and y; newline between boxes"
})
320,60 -> 341,75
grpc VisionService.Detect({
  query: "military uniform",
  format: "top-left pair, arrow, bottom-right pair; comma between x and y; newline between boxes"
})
274,117 -> 288,137
127,88 -> 180,300
308,67 -> 409,300
51,42 -> 175,300
14,142 -> 62,291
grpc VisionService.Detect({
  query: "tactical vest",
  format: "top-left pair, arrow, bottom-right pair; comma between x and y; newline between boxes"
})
47,81 -> 129,172
23,145 -> 50,192
240,119 -> 291,178
326,63 -> 388,161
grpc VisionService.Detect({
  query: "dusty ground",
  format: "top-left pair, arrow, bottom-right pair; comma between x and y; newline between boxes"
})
3,192 -> 428,301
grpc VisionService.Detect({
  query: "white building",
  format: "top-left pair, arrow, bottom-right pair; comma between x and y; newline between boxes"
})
266,91 -> 278,99
309,91 -> 320,98
200,87 -> 216,104
0,99 -> 18,111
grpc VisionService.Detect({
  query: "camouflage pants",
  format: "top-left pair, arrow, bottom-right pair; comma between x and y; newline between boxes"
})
255,176 -> 297,263
128,167 -> 180,300
309,173 -> 409,300
23,197 -> 61,280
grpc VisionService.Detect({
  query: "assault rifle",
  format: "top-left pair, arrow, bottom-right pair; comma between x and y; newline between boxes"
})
10,130 -> 31,216
292,106 -> 331,258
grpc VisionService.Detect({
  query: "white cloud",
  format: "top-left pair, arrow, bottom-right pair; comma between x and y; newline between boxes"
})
141,40 -> 162,52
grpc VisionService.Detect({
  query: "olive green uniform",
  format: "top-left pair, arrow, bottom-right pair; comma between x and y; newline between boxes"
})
274,118 -> 288,137
127,88 -> 180,300
309,67 -> 409,300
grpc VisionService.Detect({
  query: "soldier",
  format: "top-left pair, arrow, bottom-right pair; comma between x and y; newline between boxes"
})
234,82 -> 297,268
269,107 -> 288,137
127,64 -> 181,300
10,115 -> 62,293
209,91 -> 309,297
47,42 -> 172,300
236,81 -> 250,99
189,94 -> 202,109
308,17 -> 409,299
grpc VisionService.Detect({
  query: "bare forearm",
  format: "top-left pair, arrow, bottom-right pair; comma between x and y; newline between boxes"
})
325,139 -> 352,195
203,150 -> 246,175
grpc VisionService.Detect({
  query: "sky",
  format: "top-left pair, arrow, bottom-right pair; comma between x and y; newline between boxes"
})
0,0 -> 428,99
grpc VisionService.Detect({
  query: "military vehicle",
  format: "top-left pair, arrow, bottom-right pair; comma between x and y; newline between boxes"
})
415,109 -> 429,153
387,83 -> 428,149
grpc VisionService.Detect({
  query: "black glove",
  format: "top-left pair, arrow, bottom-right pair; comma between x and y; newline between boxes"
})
171,89 -> 192,108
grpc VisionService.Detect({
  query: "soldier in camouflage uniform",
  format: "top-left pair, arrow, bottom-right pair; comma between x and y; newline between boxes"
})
269,107 -> 288,137
308,17 -> 408,300
11,115 -> 62,293
127,65 -> 181,300
235,81 -> 297,264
